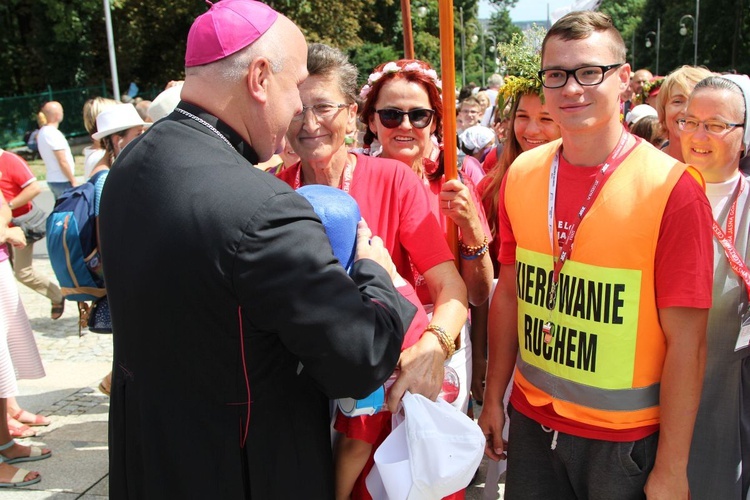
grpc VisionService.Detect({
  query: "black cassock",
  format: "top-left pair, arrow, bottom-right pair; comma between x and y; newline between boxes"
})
100,102 -> 412,499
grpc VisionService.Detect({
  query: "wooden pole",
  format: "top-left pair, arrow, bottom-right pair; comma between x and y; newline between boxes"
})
402,0 -> 415,59
438,0 -> 459,260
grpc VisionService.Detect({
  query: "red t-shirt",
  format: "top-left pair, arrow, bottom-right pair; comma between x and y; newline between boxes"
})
481,145 -> 500,174
279,158 -> 461,499
0,150 -> 36,217
497,147 -> 714,441
278,154 -> 455,304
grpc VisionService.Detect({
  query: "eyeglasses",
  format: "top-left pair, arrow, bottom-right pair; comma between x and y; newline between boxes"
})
537,63 -> 625,89
375,108 -> 435,129
292,102 -> 349,121
677,118 -> 744,135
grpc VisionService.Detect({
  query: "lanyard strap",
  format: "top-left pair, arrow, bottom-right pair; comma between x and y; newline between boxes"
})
712,178 -> 750,297
545,131 -> 631,311
293,158 -> 354,193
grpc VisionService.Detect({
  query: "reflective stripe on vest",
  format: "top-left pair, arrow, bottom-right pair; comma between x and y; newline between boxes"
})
516,354 -> 660,411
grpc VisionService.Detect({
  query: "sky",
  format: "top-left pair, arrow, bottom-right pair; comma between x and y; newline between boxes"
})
479,0 -> 574,22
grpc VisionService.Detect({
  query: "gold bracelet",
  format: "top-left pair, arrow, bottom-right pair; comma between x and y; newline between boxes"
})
424,324 -> 456,359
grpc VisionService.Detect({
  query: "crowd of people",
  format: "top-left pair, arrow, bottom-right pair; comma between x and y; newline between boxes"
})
0,0 -> 749,498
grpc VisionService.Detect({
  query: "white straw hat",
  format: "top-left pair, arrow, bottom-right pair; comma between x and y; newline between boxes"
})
148,83 -> 183,122
92,104 -> 147,140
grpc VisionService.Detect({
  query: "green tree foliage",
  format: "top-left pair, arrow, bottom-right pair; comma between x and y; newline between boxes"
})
599,0 -> 646,67
271,0 -> 373,49
349,43 -> 401,86
636,0 -> 749,75
1,0 -> 583,100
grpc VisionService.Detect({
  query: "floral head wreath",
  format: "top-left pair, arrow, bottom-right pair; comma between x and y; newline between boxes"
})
638,77 -> 664,104
359,61 -> 442,101
495,26 -> 547,122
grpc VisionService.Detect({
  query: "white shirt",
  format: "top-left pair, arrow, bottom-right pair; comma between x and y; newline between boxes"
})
705,173 -> 744,237
37,125 -> 74,182
83,147 -> 106,180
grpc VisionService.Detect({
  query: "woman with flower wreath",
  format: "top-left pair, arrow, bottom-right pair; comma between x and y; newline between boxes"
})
470,29 -> 562,499
359,56 -> 494,403
277,44 -> 470,499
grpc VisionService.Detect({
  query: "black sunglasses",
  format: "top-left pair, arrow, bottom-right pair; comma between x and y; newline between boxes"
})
375,108 -> 435,129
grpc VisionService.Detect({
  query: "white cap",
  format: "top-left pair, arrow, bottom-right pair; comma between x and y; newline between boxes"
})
719,74 -> 750,158
459,125 -> 495,154
365,392 -> 484,499
625,104 -> 658,127
92,104 -> 147,140
148,83 -> 183,122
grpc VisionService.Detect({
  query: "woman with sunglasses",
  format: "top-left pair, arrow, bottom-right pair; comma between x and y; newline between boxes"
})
278,45 -> 469,499
359,58 -> 493,412
680,75 -> 750,500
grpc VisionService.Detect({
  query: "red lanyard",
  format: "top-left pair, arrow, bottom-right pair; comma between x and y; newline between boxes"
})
293,159 -> 354,193
712,178 -> 750,297
545,131 -> 632,312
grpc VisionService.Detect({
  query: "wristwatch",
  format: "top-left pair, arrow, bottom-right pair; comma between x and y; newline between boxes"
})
7,201 -> 13,210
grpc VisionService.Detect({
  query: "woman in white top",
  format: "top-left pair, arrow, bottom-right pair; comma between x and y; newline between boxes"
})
681,74 -> 750,500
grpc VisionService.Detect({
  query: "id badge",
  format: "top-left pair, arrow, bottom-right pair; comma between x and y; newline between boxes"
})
735,307 -> 750,352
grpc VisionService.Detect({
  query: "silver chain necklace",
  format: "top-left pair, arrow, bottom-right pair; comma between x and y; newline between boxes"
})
175,107 -> 234,150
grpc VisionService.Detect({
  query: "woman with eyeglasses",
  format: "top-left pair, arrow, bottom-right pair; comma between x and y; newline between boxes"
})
277,46 -> 470,499
680,74 -> 750,500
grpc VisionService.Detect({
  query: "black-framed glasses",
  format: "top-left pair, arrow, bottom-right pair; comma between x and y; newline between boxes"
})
375,108 -> 435,129
537,63 -> 625,89
292,102 -> 349,121
677,118 -> 744,135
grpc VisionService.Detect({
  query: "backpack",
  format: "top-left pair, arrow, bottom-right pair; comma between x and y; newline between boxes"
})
46,171 -> 107,333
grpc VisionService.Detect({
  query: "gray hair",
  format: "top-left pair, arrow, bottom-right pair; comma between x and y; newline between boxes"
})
487,74 -> 504,88
307,43 -> 358,103
186,38 -> 284,81
693,76 -> 746,122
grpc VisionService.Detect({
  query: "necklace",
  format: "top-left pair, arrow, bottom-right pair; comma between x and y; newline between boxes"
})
175,108 -> 234,150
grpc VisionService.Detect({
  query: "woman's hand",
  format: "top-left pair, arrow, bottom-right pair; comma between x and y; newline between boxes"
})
440,179 -> 480,231
386,333 -> 445,412
354,219 -> 398,281
1,226 -> 26,249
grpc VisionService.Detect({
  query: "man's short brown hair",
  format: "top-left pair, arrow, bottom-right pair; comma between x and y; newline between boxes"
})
542,11 -> 627,64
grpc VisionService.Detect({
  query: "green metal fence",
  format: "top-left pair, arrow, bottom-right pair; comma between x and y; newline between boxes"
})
0,84 -> 161,150
0,84 -> 111,149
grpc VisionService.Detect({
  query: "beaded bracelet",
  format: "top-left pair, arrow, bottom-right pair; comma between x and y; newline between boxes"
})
460,244 -> 489,261
459,235 -> 489,256
424,324 -> 456,359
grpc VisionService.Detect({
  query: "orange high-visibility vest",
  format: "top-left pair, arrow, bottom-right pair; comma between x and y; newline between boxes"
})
504,139 -> 699,430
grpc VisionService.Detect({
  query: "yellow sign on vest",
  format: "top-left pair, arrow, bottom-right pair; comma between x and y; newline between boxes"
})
516,247 -> 642,390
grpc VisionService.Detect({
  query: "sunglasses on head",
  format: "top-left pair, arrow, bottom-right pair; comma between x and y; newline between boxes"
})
375,108 -> 435,129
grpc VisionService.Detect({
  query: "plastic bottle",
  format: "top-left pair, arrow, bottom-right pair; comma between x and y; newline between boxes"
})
337,366 -> 460,417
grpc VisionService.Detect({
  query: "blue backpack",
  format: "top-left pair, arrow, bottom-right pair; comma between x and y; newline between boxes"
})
46,171 -> 107,304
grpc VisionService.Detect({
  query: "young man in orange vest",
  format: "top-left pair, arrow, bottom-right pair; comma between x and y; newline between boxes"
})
478,11 -> 714,499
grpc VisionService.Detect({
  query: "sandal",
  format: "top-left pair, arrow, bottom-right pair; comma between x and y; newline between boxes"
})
7,419 -> 35,439
0,464 -> 41,488
51,301 -> 65,320
10,410 -> 50,427
0,440 -> 51,465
